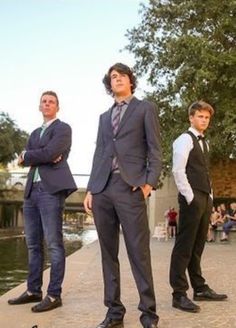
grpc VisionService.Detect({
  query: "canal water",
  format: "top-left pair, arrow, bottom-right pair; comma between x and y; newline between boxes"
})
0,228 -> 97,296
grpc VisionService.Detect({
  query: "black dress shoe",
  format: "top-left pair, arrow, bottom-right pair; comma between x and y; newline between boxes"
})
193,288 -> 228,301
8,291 -> 42,305
143,323 -> 158,328
172,296 -> 200,313
96,317 -> 124,328
141,317 -> 159,328
31,295 -> 62,312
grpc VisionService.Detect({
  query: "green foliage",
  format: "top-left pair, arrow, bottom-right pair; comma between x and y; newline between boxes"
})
126,0 -> 236,176
0,112 -> 28,166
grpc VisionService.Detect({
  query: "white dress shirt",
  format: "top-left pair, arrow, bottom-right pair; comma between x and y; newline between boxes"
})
172,127 -> 208,204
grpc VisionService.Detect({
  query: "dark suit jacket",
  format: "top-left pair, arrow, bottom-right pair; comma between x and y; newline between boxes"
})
87,97 -> 162,194
23,119 -> 77,198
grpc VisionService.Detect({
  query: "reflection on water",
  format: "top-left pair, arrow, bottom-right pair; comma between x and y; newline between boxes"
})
0,228 -> 97,296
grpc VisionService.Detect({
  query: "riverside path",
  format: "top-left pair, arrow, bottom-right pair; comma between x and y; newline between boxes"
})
0,236 -> 235,328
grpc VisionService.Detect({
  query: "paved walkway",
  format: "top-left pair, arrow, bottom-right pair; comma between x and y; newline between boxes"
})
0,235 -> 235,328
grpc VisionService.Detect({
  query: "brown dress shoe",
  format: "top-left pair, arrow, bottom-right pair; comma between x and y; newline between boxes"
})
8,291 -> 42,305
31,295 -> 62,312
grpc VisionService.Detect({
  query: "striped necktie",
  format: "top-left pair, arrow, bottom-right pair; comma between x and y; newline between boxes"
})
112,102 -> 125,135
111,102 -> 125,170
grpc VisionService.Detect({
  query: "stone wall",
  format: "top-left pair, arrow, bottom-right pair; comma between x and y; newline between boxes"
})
148,159 -> 236,232
149,175 -> 178,232
211,159 -> 236,198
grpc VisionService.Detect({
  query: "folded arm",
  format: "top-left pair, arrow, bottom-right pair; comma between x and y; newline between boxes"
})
23,124 -> 72,166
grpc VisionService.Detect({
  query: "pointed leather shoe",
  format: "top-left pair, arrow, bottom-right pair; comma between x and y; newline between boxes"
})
141,318 -> 159,328
31,295 -> 62,312
194,288 -> 227,301
96,317 -> 124,328
172,296 -> 200,313
143,323 -> 158,328
8,291 -> 42,305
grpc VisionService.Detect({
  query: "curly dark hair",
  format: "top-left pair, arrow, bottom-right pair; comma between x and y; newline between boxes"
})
102,63 -> 137,96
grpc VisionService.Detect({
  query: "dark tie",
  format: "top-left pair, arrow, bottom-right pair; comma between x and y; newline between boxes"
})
198,135 -> 211,191
112,102 -> 125,135
197,135 -> 208,155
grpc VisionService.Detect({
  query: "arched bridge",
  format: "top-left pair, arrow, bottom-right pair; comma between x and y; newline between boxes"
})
0,188 -> 87,211
0,172 -> 88,228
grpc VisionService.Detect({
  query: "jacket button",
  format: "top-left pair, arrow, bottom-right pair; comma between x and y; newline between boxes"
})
113,138 -> 116,141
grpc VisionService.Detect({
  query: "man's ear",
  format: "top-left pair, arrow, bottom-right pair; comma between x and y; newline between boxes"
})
189,114 -> 194,124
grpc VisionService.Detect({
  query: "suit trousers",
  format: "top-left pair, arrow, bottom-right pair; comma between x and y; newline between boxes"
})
169,190 -> 213,298
92,173 -> 158,325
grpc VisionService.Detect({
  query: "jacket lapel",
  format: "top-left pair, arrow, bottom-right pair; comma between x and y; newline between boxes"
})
41,119 -> 60,139
115,97 -> 141,135
104,107 -> 114,137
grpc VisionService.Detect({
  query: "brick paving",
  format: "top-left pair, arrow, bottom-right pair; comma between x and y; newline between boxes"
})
0,235 -> 235,328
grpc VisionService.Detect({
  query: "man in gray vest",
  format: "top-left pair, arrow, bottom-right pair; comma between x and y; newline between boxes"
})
170,101 -> 227,313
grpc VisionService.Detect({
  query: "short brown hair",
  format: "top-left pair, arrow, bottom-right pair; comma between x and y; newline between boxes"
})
40,90 -> 59,106
188,101 -> 214,116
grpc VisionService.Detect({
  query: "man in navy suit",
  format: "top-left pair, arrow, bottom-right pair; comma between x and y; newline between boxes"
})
8,91 -> 77,312
84,63 -> 162,328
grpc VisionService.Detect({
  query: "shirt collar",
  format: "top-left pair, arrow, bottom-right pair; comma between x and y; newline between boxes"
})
189,127 -> 204,139
114,95 -> 133,107
42,118 -> 58,129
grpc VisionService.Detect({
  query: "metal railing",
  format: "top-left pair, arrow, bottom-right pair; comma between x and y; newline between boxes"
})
0,172 -> 90,190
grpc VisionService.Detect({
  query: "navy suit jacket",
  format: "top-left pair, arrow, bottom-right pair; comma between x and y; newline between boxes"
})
87,97 -> 162,194
23,119 -> 77,198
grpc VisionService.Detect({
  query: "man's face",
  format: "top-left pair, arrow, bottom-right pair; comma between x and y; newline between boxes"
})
110,70 -> 132,97
189,109 -> 211,133
39,94 -> 58,121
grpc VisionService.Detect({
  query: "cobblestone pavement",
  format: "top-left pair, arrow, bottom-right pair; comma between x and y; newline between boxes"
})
0,236 -> 235,328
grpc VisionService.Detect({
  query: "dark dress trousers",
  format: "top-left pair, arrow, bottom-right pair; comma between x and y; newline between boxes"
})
87,97 -> 162,326
170,131 -> 213,298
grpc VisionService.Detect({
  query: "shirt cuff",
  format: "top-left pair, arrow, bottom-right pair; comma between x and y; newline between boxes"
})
21,150 -> 26,160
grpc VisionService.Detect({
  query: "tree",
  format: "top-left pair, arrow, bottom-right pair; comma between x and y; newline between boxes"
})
126,0 -> 236,176
0,112 -> 29,166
